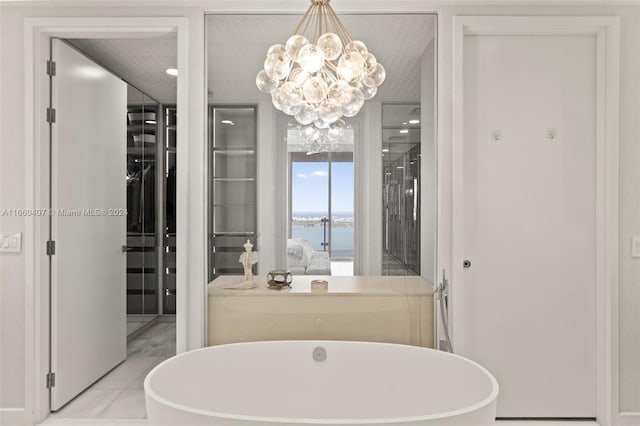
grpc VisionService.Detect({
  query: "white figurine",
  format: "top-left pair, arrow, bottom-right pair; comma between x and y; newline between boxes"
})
239,239 -> 259,282
224,239 -> 259,290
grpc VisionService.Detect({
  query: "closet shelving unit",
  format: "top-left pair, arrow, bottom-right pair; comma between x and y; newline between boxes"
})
126,103 -> 160,316
208,105 -> 257,280
163,106 -> 177,314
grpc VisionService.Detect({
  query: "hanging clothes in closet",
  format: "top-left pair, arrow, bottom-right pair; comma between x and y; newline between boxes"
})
166,166 -> 176,234
127,159 -> 156,233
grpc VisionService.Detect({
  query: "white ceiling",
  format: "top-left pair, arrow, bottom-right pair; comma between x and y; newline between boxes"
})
207,13 -> 436,104
69,34 -> 178,104
67,13 -> 435,107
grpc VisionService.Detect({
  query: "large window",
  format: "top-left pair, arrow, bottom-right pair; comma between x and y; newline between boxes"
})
287,120 -> 355,275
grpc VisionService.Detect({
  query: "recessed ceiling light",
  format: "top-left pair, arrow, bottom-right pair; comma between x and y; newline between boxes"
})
402,122 -> 408,125
409,119 -> 420,124
221,120 -> 235,125
400,129 -> 409,134
397,166 -> 405,169
166,68 -> 178,76
145,120 -> 157,125
382,148 -> 390,153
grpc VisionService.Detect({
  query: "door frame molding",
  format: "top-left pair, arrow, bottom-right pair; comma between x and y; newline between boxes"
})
23,17 -> 190,424
450,16 -> 620,425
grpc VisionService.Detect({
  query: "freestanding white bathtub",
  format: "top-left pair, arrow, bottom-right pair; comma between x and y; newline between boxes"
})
144,341 -> 499,425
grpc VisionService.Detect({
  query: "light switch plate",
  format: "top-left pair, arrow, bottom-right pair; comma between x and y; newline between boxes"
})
632,236 -> 640,258
0,232 -> 22,253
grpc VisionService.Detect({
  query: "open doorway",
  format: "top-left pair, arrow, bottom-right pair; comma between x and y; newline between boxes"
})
31,28 -> 181,423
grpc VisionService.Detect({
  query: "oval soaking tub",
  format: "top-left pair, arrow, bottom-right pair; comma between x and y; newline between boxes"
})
144,341 -> 498,425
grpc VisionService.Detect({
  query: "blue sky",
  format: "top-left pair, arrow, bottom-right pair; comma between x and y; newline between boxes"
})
292,162 -> 354,214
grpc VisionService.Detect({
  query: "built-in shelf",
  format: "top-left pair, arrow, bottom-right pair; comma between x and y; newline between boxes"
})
213,177 -> 255,182
128,147 -> 156,156
213,231 -> 256,236
213,149 -> 255,154
209,105 -> 257,280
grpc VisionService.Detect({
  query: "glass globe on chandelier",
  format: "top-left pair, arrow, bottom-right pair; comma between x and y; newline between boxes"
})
256,0 -> 386,131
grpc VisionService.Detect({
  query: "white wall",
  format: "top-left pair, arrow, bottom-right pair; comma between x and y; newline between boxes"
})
0,2 -> 638,425
356,101 -> 383,276
421,38 -> 437,284
615,6 -> 640,414
256,101 -> 286,272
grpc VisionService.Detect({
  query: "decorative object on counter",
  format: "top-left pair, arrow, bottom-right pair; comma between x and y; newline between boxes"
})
311,279 -> 328,292
267,270 -> 293,290
223,239 -> 258,290
256,0 -> 386,130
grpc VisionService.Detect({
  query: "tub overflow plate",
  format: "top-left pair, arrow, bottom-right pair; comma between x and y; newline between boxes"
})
312,346 -> 327,362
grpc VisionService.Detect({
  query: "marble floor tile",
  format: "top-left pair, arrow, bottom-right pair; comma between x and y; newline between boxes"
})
40,318 -> 176,423
49,389 -> 122,419
135,320 -> 173,340
92,355 -> 163,389
97,389 -> 147,419
128,324 -> 176,357
128,358 -> 166,389
127,321 -> 145,336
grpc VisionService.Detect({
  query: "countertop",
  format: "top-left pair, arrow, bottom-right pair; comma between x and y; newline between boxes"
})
208,275 -> 434,296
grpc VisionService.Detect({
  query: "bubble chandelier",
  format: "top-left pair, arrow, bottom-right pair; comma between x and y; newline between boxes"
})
256,0 -> 386,131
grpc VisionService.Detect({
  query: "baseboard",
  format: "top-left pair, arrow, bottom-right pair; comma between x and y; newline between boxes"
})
0,408 -> 28,426
617,412 -> 640,426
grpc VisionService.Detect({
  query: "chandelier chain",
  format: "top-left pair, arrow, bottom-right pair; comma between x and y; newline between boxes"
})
293,0 -> 352,44
293,2 -> 315,36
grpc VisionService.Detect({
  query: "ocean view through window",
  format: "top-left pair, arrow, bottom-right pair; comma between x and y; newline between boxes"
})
290,155 -> 354,259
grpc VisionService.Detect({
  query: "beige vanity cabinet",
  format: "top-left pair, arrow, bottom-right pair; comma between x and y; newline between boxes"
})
207,275 -> 434,348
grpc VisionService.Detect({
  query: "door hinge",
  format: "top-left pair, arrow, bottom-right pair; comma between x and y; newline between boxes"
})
46,372 -> 56,388
47,60 -> 56,77
46,240 -> 56,256
46,108 -> 56,124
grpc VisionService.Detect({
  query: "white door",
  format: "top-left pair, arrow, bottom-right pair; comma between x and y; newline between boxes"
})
50,39 -> 127,410
459,35 -> 596,417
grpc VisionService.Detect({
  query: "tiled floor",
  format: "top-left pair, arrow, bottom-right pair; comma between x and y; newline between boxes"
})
41,317 -> 175,424
126,314 -> 159,337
